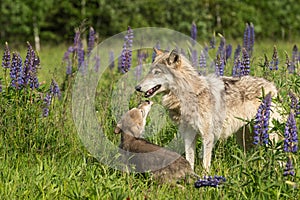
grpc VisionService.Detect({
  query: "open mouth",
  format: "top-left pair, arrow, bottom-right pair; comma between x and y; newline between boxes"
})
145,85 -> 161,98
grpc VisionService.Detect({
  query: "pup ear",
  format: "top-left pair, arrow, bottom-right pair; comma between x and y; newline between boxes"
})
114,123 -> 122,134
167,49 -> 181,68
153,48 -> 163,56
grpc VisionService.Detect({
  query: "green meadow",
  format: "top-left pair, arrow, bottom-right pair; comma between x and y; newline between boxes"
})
0,33 -> 299,200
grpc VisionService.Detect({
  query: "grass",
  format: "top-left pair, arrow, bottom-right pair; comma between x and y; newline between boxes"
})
0,35 -> 299,200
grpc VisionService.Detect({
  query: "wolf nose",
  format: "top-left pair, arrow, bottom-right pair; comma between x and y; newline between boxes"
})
135,85 -> 142,92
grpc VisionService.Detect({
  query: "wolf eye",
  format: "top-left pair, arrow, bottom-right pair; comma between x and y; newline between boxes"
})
153,70 -> 161,75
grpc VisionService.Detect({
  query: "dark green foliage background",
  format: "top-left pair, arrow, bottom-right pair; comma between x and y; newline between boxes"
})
1,0 -> 300,45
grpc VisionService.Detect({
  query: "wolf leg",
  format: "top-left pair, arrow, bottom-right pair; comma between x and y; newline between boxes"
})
181,126 -> 198,171
201,133 -> 214,173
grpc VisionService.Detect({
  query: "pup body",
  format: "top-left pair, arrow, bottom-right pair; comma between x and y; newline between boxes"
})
115,101 -> 193,183
135,49 -> 281,172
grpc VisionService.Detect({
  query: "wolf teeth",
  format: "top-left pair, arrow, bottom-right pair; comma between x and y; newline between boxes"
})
145,85 -> 161,97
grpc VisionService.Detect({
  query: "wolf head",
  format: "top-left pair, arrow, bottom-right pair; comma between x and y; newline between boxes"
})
135,49 -> 183,98
114,100 -> 153,137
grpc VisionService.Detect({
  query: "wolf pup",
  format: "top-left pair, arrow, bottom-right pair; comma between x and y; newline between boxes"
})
115,100 -> 195,183
135,49 -> 282,172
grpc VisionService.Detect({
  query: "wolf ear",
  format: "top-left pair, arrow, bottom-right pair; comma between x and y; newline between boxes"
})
153,48 -> 163,56
167,49 -> 181,68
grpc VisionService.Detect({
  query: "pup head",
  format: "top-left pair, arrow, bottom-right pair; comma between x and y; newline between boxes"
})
135,49 -> 182,98
114,100 -> 153,137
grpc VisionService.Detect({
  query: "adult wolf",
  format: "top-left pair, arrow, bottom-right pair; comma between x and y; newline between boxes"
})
135,49 -> 281,172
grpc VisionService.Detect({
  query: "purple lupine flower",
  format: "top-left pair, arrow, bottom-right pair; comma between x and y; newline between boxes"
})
194,176 -> 226,188
50,79 -> 61,99
2,42 -> 11,69
233,44 -> 241,61
290,45 -> 298,73
232,58 -> 241,77
109,51 -> 115,70
289,92 -> 300,116
243,23 -> 251,54
225,44 -> 232,61
43,93 -> 52,117
87,27 -> 95,57
73,30 -> 81,49
191,22 -> 197,46
30,55 -> 40,89
199,49 -> 207,75
270,46 -> 279,71
215,54 -> 224,76
241,48 -> 250,76
23,42 -> 34,86
284,112 -> 298,153
119,26 -> 133,73
285,52 -> 294,74
23,42 -> 39,89
191,49 -> 198,68
0,80 -> 2,92
10,52 -> 24,89
210,34 -> 216,49
283,157 -> 295,176
77,38 -> 85,70
63,46 -> 74,75
249,23 -> 255,56
253,93 -> 272,145
217,36 -> 226,59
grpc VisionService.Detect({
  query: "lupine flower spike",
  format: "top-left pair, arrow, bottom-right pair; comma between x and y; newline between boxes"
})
24,42 -> 39,89
43,79 -> 61,117
290,45 -> 298,73
289,92 -> 300,116
191,49 -> 198,68
10,52 -> 24,89
241,48 -> 250,76
243,23 -> 255,57
217,35 -> 226,59
87,27 -> 95,57
2,42 -> 11,69
195,176 -> 226,188
191,22 -> 197,46
215,54 -> 224,76
63,46 -> 74,75
283,156 -> 295,176
233,44 -> 241,61
284,112 -> 298,153
232,58 -> 241,77
270,46 -> 279,71
225,44 -> 232,61
285,52 -> 294,74
119,26 -> 133,73
253,93 -> 272,145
